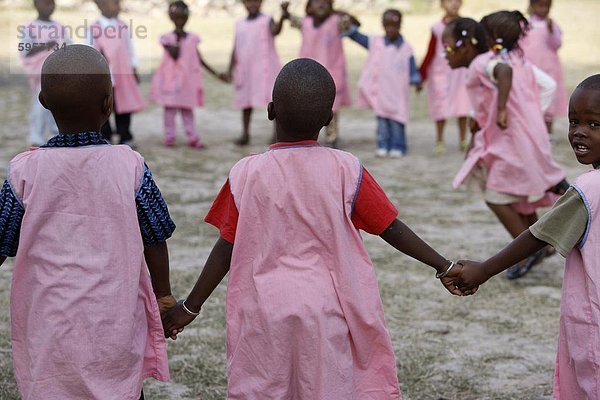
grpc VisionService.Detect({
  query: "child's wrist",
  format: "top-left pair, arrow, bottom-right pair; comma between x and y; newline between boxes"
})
182,299 -> 201,316
435,260 -> 456,279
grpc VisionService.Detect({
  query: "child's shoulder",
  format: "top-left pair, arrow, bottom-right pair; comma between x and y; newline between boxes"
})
9,148 -> 41,167
574,168 -> 600,189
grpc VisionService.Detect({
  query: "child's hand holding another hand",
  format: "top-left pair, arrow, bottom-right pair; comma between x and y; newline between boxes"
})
156,295 -> 177,316
454,260 -> 489,294
162,300 -> 199,340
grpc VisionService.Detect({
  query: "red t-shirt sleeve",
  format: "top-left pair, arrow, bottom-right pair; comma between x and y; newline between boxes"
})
204,179 -> 239,244
351,167 -> 398,235
419,31 -> 437,82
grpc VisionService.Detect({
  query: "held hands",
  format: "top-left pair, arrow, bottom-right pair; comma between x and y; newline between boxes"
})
162,300 -> 198,340
338,15 -> 353,34
156,294 -> 177,315
454,260 -> 490,293
437,261 -> 482,296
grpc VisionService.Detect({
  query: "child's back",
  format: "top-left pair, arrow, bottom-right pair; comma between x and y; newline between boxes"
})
9,142 -> 169,398
1,45 -> 175,399
222,144 -> 399,398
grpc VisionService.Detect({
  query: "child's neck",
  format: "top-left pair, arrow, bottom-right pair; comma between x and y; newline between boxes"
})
102,13 -> 117,19
37,15 -> 52,22
443,13 -> 458,23
312,13 -> 332,27
174,28 -> 186,37
247,11 -> 260,19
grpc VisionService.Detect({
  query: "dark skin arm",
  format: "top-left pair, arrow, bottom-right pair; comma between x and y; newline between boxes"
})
455,230 -> 547,291
144,241 -> 176,315
494,63 -> 512,129
199,51 -> 227,82
380,219 -> 465,296
162,237 -> 233,337
270,1 -> 289,36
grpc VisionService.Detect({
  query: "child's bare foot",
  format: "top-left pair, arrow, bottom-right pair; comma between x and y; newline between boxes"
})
234,136 -> 250,146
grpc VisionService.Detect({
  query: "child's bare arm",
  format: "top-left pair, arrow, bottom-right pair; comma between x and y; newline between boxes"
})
380,219 -> 464,295
162,237 -> 233,337
145,241 -> 171,297
493,63 -> 512,129
456,230 -> 547,291
145,241 -> 176,315
198,51 -> 228,82
270,1 -> 289,36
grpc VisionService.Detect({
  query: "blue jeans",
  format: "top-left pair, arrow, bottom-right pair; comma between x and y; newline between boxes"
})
376,117 -> 406,152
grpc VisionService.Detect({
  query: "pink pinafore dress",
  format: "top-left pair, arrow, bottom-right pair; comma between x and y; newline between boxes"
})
300,15 -> 351,112
150,32 -> 204,109
19,20 -> 69,92
232,13 -> 281,110
8,145 -> 169,399
91,19 -> 146,114
424,21 -> 471,121
225,145 -> 401,399
453,51 -> 565,198
520,15 -> 568,118
357,36 -> 412,124
553,170 -> 600,399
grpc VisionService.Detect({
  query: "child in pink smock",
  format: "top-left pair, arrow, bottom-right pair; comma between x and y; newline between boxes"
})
286,0 -> 357,148
162,58 -> 466,399
89,0 -> 145,147
18,0 -> 69,146
418,0 -> 471,155
224,0 -> 287,146
455,74 -> 600,400
150,1 -> 226,149
0,45 -> 176,400
443,14 -> 568,279
342,9 -> 421,158
520,0 -> 567,134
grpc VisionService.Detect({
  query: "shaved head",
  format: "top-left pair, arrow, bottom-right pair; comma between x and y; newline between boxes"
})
40,44 -> 112,131
271,58 -> 336,137
577,74 -> 600,90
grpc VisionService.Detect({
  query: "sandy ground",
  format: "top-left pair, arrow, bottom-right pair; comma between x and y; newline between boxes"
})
0,74 -> 591,399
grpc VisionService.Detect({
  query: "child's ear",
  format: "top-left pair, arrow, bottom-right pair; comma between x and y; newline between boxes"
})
323,110 -> 333,127
38,92 -> 49,110
267,102 -> 275,121
102,93 -> 113,119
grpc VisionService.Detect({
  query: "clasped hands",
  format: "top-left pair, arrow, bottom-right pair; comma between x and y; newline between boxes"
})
438,260 -> 491,296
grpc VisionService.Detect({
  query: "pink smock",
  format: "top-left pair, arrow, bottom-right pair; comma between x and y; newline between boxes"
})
150,32 -> 204,109
424,21 -> 471,121
453,51 -> 565,197
91,20 -> 146,114
357,36 -> 412,124
553,170 -> 600,399
299,15 -> 351,112
225,145 -> 401,399
8,145 -> 169,399
520,15 -> 567,118
232,14 -> 281,110
19,20 -> 69,92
